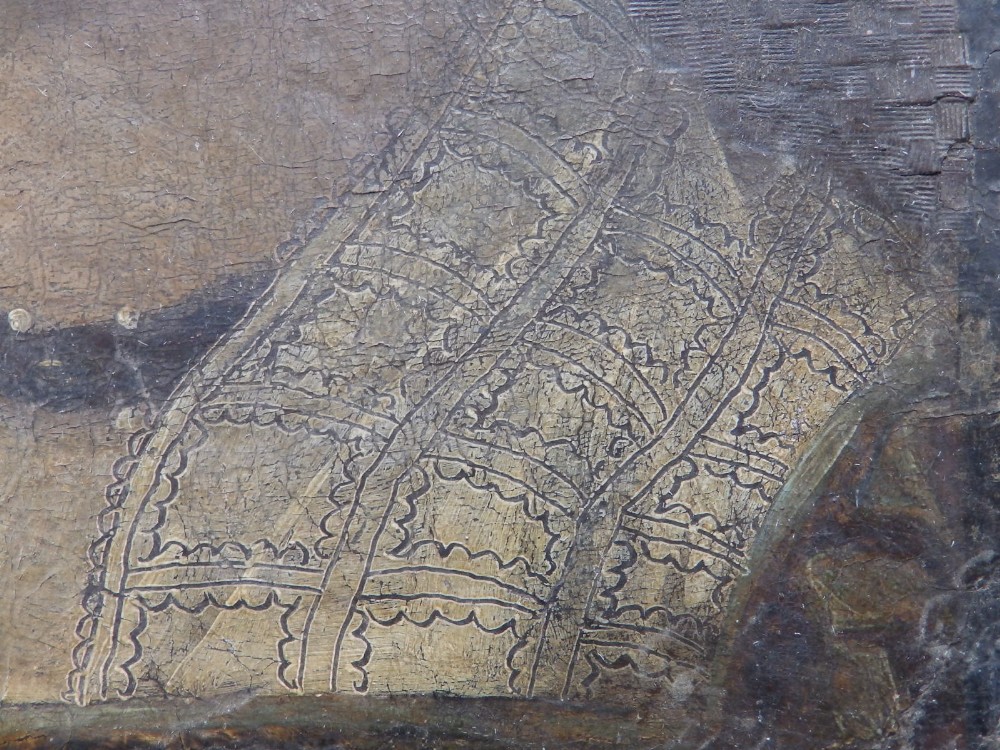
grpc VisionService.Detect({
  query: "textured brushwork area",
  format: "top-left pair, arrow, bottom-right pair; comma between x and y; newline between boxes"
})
0,0 -> 996,748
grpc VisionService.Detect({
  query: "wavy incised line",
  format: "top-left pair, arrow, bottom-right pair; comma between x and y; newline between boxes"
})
774,321 -> 867,386
605,231 -> 738,320
403,539 -> 552,586
535,180 -> 836,697
729,344 -> 790,441
423,452 -> 574,518
136,538 -> 316,569
578,648 -> 672,696
369,565 -> 546,606
351,241 -> 497,310
348,604 -> 530,693
688,450 -> 784,483
605,224 -> 739,314
133,419 -> 210,564
334,262 -> 490,322
610,205 -> 742,280
647,456 -> 699,510
541,316 -> 669,416
779,297 -> 881,366
204,401 -> 386,441
441,431 -> 587,505
116,605 -> 147,700
137,588 -> 298,615
276,597 -> 305,690
348,611 -> 373,693
527,341 -> 655,434
445,112 -> 584,208
631,529 -> 745,570
360,593 -> 536,617
68,0 -> 522,704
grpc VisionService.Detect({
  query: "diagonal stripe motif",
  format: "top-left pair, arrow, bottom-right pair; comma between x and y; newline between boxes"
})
67,0 -> 946,706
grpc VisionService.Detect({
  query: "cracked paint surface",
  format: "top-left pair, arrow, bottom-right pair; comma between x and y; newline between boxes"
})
0,0 -> 996,748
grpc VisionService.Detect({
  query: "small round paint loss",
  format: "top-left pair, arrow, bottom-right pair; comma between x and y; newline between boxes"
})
116,306 -> 140,330
8,308 -> 33,333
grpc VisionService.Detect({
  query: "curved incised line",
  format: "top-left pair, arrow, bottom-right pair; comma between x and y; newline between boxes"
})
540,318 -> 669,420
526,341 -> 656,434
526,184 -> 835,699
352,241 -> 497,311
300,150 -> 638,693
333,261 -> 490,322
70,0 -> 522,705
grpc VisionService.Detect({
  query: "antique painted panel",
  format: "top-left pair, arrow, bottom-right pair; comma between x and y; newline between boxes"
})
0,0 -> 997,747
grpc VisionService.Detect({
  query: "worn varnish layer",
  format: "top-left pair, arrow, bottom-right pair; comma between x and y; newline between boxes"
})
0,0 -> 502,329
5,369 -> 999,747
631,0 -> 976,240
0,0 -> 993,747
65,0 -> 947,708
0,694 -> 676,749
